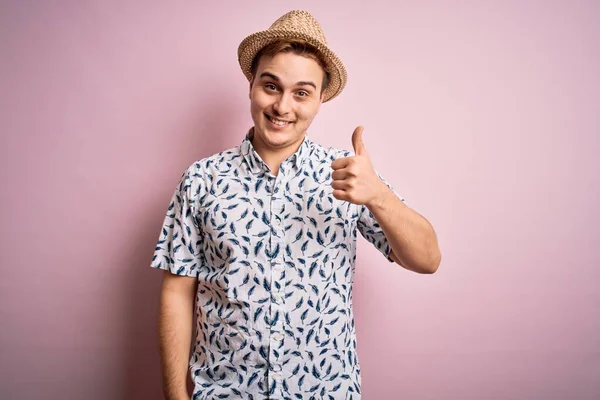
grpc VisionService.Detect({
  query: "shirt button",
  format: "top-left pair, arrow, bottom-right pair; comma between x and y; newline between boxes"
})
272,332 -> 284,341
272,364 -> 282,372
274,292 -> 283,301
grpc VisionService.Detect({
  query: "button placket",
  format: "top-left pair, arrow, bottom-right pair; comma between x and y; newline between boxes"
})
268,172 -> 287,395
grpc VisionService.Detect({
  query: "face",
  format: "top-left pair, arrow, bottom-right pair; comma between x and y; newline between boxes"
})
249,51 -> 325,157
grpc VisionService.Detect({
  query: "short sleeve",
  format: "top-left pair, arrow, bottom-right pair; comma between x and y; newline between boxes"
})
357,173 -> 405,263
150,164 -> 204,277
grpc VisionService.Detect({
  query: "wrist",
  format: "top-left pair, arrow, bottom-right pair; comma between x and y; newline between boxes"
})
366,182 -> 392,210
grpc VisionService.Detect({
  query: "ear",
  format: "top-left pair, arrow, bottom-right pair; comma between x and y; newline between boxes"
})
249,76 -> 255,100
316,91 -> 325,113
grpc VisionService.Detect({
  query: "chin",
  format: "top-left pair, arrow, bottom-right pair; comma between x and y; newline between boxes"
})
263,130 -> 293,146
263,128 -> 301,147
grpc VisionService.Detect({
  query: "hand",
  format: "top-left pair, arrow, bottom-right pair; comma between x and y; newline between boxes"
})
331,126 -> 388,206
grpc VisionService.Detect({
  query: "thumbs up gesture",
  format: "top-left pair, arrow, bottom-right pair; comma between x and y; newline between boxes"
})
331,126 -> 388,206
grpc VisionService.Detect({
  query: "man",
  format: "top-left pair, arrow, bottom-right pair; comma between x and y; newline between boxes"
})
151,10 -> 441,400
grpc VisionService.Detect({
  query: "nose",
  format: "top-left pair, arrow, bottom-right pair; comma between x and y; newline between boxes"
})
273,92 -> 292,116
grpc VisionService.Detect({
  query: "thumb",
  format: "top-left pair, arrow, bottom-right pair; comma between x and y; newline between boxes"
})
352,126 -> 366,156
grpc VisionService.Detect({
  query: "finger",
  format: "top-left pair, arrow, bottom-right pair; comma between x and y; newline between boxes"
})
331,169 -> 350,180
331,180 -> 351,191
332,189 -> 350,201
331,157 -> 351,170
352,126 -> 365,156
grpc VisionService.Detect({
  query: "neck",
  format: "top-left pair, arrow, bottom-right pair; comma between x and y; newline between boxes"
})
250,128 -> 305,176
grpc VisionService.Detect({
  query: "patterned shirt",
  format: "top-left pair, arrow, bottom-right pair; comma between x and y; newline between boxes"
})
151,132 -> 404,400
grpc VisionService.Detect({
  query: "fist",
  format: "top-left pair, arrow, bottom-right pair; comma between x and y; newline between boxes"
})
331,126 -> 387,206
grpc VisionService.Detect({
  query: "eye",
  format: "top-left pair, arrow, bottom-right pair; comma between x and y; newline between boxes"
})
265,83 -> 278,91
297,90 -> 309,97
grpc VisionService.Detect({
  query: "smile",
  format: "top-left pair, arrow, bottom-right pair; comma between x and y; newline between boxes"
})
265,114 -> 294,126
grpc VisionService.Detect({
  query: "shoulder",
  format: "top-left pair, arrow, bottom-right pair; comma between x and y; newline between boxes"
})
178,144 -> 243,196
184,144 -> 243,176
194,145 -> 243,171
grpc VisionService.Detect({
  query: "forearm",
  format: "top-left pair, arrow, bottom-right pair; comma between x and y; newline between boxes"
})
367,185 -> 441,273
158,282 -> 195,400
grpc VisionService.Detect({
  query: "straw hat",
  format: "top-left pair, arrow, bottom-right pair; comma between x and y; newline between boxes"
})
237,10 -> 347,102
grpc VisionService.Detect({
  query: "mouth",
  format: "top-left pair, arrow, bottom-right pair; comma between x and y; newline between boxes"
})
265,113 -> 294,127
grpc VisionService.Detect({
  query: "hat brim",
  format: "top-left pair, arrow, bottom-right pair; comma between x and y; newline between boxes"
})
238,30 -> 347,102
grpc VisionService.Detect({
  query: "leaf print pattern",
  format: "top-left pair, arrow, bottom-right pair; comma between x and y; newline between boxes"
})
151,134 -> 405,399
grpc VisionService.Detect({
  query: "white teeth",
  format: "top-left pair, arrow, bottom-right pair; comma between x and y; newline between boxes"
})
268,116 -> 290,126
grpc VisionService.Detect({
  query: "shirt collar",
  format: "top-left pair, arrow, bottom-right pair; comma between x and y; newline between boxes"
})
240,128 -> 311,175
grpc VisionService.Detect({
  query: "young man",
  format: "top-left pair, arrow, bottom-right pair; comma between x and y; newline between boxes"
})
152,10 -> 441,400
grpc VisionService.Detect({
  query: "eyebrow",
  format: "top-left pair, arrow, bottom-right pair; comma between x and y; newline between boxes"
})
259,72 -> 317,90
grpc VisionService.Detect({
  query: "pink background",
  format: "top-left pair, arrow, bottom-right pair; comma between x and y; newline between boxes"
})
1,1 -> 599,399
